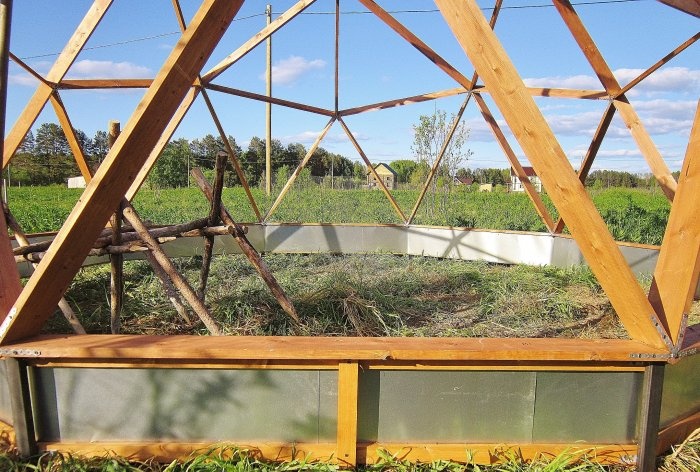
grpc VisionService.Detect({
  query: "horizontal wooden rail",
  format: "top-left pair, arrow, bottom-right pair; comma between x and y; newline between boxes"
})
0,335 -> 669,363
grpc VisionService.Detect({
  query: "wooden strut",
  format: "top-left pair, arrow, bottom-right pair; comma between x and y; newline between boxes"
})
122,203 -> 217,332
108,121 -> 123,334
3,204 -> 86,334
191,168 -> 300,324
197,151 -> 227,300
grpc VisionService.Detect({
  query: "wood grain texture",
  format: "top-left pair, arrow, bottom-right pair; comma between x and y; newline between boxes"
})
0,210 -> 21,324
336,362 -> 359,467
648,101 -> 700,344
0,0 -> 245,344
0,335 -> 669,362
434,0 -> 668,349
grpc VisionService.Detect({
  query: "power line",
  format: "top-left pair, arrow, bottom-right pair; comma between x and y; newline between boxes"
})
17,0 -> 647,61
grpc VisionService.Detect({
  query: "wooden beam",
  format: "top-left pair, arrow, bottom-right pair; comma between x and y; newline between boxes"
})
472,93 -> 555,232
0,334 -> 669,363
0,0 -> 245,344
657,0 -> 700,18
49,93 -> 93,182
197,152 -> 226,300
340,87 -> 467,117
619,32 -> 700,96
206,83 -> 334,117
9,52 -> 51,86
265,118 -> 335,221
202,0 -> 317,82
553,0 -> 677,201
648,101 -> 700,345
0,208 -> 21,323
3,0 -> 113,168
434,0 -> 668,349
554,102 -> 616,234
338,117 -> 407,224
57,78 -> 153,89
358,0 -> 472,89
337,361 -> 359,467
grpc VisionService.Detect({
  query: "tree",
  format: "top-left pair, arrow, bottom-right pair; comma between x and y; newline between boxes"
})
150,138 -> 192,188
390,159 -> 418,184
411,109 -> 471,214
89,130 -> 109,165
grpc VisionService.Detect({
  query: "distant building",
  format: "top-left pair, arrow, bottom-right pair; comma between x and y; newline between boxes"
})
510,167 -> 542,192
367,163 -> 398,190
479,183 -> 493,192
454,176 -> 474,186
67,176 -> 86,188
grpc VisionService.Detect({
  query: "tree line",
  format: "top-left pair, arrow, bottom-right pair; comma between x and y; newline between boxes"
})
3,122 -> 363,188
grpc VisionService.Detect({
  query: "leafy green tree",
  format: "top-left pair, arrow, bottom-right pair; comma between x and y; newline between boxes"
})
150,138 -> 192,188
389,159 -> 418,184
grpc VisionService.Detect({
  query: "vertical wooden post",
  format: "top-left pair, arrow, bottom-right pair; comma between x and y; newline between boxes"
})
6,358 -> 37,457
337,361 -> 359,467
265,4 -> 272,196
637,364 -> 664,472
0,0 -> 21,324
198,151 -> 226,300
108,121 -> 123,334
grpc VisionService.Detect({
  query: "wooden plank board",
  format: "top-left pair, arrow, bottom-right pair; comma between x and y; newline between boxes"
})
3,0 -> 113,167
336,362 -> 359,467
49,94 -> 93,182
553,0 -> 677,201
434,0 -> 668,349
206,83 -> 334,117
648,101 -> 700,344
340,87 -> 467,116
0,0 -> 246,344
58,78 -> 153,89
0,335 -> 669,362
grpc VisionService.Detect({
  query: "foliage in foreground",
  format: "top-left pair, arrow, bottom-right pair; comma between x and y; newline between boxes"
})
2,435 -> 700,472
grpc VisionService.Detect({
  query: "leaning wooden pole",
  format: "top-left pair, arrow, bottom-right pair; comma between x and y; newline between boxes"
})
2,204 -> 86,334
122,203 -> 219,334
197,151 -> 226,300
192,168 -> 300,323
108,120 -> 123,334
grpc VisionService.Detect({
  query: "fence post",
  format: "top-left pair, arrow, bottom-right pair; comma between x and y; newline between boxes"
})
337,361 -> 359,466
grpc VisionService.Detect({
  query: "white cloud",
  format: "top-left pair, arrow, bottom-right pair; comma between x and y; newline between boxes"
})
523,74 -> 600,90
263,56 -> 326,86
614,67 -> 700,95
66,59 -> 152,78
9,72 -> 38,86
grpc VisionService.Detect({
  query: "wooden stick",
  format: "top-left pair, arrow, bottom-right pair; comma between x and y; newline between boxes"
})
192,168 -> 300,323
339,87 -> 467,117
49,93 -> 93,182
338,117 -> 407,224
1,0 -> 243,344
3,204 -> 85,334
122,204 -> 217,333
3,0 -> 113,168
109,121 -> 123,334
197,152 -> 226,300
8,52 -> 51,87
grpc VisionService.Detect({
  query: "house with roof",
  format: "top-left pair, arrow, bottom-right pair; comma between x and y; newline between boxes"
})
366,163 -> 398,190
510,166 -> 542,192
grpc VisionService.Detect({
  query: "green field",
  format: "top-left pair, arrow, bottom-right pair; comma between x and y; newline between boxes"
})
5,185 -> 670,245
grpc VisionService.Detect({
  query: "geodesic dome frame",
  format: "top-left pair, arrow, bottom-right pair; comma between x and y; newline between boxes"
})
0,1 -> 698,470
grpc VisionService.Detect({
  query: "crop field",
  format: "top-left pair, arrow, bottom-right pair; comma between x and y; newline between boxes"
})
5,185 -> 670,244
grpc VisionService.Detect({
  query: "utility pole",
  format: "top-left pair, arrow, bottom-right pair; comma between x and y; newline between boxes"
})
265,4 -> 272,195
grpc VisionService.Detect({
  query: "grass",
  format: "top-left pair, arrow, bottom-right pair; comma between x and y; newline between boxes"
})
43,253 -> 631,338
5,186 -> 670,245
2,434 -> 700,471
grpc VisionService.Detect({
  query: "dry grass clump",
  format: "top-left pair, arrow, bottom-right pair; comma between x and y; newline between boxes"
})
48,253 -> 625,339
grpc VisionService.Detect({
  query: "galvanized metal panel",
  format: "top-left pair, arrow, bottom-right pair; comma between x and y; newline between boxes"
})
0,360 -> 13,424
406,227 -> 553,266
532,372 -> 642,443
660,353 -> 700,427
358,370 -> 537,442
30,368 -> 337,442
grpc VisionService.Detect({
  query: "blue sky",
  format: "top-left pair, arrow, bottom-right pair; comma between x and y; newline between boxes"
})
6,0 -> 699,173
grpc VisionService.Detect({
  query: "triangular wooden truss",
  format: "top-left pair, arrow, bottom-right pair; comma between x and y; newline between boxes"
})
1,0 -> 699,352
